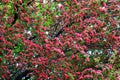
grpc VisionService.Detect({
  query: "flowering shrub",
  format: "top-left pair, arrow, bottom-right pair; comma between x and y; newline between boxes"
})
0,0 -> 120,80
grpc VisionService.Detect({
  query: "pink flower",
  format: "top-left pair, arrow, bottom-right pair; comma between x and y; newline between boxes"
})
53,48 -> 65,56
86,57 -> 90,62
76,72 -> 81,75
99,7 -> 107,13
82,8 -> 89,11
71,54 -> 75,58
55,15 -> 59,18
74,0 -> 79,4
75,33 -> 82,37
103,2 -> 107,7
58,3 -> 63,9
117,76 -> 120,80
61,52 -> 65,56
83,75 -> 93,78
51,60 -> 56,63
81,50 -> 85,54
19,0 -> 22,4
65,74 -> 69,79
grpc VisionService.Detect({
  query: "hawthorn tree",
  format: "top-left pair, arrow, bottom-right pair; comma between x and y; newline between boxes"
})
0,0 -> 120,80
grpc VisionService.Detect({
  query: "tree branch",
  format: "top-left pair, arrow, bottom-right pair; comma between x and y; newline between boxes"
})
11,4 -> 19,26
10,69 -> 33,80
52,18 -> 74,38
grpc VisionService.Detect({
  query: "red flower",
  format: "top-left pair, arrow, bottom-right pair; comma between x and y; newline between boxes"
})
0,52 -> 3,55
41,72 -> 48,79
76,72 -> 81,75
85,37 -> 90,44
45,44 -> 50,50
24,17 -> 30,24
76,54 -> 79,60
53,48 -> 65,56
2,74 -> 6,79
86,57 -> 90,62
65,74 -> 69,79
0,58 -> 2,62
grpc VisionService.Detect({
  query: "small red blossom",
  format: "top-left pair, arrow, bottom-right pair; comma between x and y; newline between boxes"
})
45,44 -> 50,50
24,17 -> 30,24
41,72 -> 48,79
0,52 -> 3,55
86,57 -> 90,62
2,74 -> 6,79
53,48 -> 65,56
0,58 -> 2,62
76,54 -> 79,60
71,54 -> 75,59
84,37 -> 90,44
65,74 -> 69,79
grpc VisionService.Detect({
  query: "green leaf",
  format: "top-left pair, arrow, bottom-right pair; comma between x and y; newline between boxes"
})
68,72 -> 74,80
102,0 -> 107,2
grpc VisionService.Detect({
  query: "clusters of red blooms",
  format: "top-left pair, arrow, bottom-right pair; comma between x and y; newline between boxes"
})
0,0 -> 120,80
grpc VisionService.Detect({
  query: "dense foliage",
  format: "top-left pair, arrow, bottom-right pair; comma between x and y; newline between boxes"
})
0,0 -> 120,80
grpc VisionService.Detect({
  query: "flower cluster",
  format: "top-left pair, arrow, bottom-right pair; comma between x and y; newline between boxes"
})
0,0 -> 120,80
